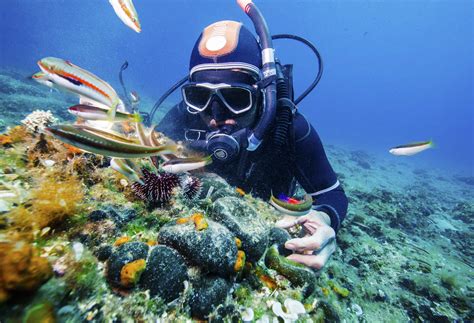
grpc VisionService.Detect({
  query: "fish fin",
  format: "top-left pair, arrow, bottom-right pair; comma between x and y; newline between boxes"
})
132,112 -> 143,123
107,102 -> 118,122
79,96 -> 110,110
204,155 -> 213,165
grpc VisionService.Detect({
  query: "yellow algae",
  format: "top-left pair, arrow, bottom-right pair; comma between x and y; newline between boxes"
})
10,175 -> 84,230
8,125 -> 29,144
234,250 -> 246,272
23,302 -> 55,323
321,287 -> 330,297
120,259 -> 146,288
114,236 -> 131,247
235,237 -> 242,249
328,281 -> 350,298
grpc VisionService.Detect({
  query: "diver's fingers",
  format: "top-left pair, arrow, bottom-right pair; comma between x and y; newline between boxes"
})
287,240 -> 337,270
275,215 -> 298,229
285,228 -> 333,253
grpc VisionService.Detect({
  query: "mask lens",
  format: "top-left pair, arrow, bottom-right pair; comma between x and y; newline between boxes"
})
220,87 -> 252,113
183,86 -> 212,111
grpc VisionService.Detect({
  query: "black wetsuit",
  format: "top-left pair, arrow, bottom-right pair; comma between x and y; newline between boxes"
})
157,102 -> 348,232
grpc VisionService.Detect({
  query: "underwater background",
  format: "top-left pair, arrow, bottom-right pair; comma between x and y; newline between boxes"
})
0,0 -> 473,322
1,0 -> 473,173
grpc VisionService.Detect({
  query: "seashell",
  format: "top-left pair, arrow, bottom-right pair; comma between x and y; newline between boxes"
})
241,308 -> 254,322
72,242 -> 84,261
41,159 -> 56,167
284,298 -> 305,315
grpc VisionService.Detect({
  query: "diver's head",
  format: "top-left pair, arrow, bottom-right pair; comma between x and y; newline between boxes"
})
182,20 -> 265,162
183,20 -> 263,133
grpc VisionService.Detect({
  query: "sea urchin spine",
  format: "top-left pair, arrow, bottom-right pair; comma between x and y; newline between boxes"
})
131,169 -> 181,206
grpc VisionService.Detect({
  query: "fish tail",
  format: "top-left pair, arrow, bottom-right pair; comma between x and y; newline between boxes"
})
429,139 -> 435,148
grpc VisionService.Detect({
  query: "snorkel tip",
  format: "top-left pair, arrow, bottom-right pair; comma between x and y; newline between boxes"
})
237,0 -> 253,12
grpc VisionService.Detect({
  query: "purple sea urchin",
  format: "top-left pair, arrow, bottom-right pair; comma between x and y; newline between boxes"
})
131,169 -> 180,206
181,176 -> 202,200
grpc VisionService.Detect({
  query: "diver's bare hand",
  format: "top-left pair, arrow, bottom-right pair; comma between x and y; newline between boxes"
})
275,210 -> 336,270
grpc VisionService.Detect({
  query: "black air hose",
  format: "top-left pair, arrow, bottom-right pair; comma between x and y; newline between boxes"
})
273,63 -> 293,153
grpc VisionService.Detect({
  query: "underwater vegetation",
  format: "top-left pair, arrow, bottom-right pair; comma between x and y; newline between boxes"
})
0,71 -> 473,322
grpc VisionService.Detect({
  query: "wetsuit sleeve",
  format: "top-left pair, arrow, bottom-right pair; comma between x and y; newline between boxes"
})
292,112 -> 348,232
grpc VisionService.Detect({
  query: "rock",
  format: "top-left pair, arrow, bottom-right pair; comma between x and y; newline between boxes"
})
88,210 -> 108,222
197,173 -> 237,201
187,275 -> 232,319
138,245 -> 188,303
265,245 -> 316,297
268,227 -> 292,257
211,197 -> 269,262
76,219 -> 117,248
102,205 -> 137,227
158,218 -> 238,277
95,245 -> 113,262
106,242 -> 149,288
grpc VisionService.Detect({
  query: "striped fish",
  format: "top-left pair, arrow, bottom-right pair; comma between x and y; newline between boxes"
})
389,140 -> 434,156
37,57 -> 124,119
46,124 -> 176,159
68,104 -> 141,123
110,158 -> 144,184
109,0 -> 141,33
161,156 -> 212,174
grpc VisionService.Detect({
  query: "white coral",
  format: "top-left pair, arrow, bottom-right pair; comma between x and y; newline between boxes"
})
21,109 -> 58,133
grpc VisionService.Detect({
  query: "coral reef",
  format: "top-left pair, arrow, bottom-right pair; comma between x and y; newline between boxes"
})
0,75 -> 472,322
21,109 -> 58,133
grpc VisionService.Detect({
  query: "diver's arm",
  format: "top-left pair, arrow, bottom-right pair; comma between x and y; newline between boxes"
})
292,112 -> 348,233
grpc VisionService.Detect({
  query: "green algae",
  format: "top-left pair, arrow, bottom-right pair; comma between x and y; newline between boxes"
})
265,245 -> 316,296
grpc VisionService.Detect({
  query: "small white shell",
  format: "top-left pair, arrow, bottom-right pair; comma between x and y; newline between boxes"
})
42,159 -> 56,167
241,307 -> 254,322
272,301 -> 298,322
284,298 -> 306,315
72,242 -> 84,261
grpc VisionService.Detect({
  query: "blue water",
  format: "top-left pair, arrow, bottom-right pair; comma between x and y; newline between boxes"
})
1,0 -> 472,174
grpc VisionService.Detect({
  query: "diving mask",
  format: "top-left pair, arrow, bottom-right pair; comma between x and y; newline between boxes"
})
182,82 -> 259,115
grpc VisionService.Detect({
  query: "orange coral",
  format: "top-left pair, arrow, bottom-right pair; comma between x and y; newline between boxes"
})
235,237 -> 242,249
114,236 -> 131,247
0,134 -> 13,146
234,250 -> 246,272
176,217 -> 190,224
191,213 -> 208,231
235,187 -> 246,196
120,259 -> 146,288
64,143 -> 84,157
0,240 -> 53,303
176,213 -> 208,231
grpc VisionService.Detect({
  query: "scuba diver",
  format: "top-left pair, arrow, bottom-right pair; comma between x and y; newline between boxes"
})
155,12 -> 348,270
